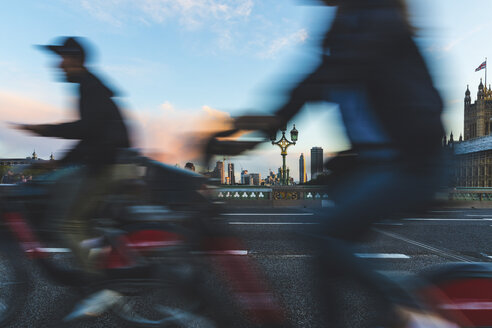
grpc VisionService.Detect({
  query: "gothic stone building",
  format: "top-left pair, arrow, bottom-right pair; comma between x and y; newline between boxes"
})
451,80 -> 492,187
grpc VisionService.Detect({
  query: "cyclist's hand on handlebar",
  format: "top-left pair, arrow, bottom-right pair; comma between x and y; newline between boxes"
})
10,123 -> 49,136
204,128 -> 263,165
203,115 -> 284,164
234,115 -> 282,134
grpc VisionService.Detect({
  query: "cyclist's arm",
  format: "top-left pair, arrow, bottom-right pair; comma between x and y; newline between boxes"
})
273,66 -> 326,127
15,122 -> 84,139
41,121 -> 87,139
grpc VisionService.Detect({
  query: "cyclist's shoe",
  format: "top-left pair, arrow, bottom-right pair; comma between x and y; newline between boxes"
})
64,289 -> 123,322
395,306 -> 459,328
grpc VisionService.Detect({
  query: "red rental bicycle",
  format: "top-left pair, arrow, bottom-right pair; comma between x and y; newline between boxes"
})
0,152 -> 287,327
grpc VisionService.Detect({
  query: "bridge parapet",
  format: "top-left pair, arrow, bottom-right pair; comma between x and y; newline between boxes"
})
213,186 -> 334,207
449,188 -> 492,201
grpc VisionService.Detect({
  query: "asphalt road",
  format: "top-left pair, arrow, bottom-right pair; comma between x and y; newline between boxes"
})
3,206 -> 492,327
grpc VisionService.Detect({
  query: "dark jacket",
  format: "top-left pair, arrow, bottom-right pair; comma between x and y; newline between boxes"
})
276,0 -> 444,156
40,71 -> 130,168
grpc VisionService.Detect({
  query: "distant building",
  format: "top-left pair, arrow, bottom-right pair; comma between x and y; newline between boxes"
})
464,80 -> 492,140
453,135 -> 492,187
1,151 -> 51,183
249,173 -> 261,186
0,150 -> 46,166
213,161 -> 225,184
264,170 -> 279,186
299,153 -> 307,184
184,162 -> 195,172
444,81 -> 492,187
241,170 -> 248,184
242,175 -> 252,185
310,147 -> 324,180
228,163 -> 235,185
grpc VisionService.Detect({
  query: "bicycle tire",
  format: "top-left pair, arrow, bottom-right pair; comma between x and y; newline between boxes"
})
108,223 -> 212,327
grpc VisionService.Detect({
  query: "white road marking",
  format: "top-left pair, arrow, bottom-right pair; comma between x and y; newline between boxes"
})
228,222 -> 319,225
193,250 -> 248,256
439,302 -> 492,310
244,253 -> 410,259
223,213 -> 314,216
255,254 -> 314,258
429,210 -> 464,213
403,218 -> 492,221
374,222 -> 404,226
355,253 -> 410,259
127,241 -> 183,247
28,248 -> 250,255
374,229 -> 471,262
467,214 -> 492,217
27,248 -> 71,253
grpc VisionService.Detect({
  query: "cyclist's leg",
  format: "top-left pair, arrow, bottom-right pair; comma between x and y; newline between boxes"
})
313,160 -> 442,326
62,167 -> 118,273
47,166 -> 112,273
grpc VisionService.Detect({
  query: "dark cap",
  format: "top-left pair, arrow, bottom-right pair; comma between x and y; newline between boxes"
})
38,37 -> 86,62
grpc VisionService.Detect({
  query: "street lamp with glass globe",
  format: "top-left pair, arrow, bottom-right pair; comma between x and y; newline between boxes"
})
271,124 -> 298,185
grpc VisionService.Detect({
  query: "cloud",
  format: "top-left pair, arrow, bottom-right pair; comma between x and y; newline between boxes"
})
0,91 -> 72,123
73,0 -> 311,58
141,0 -> 254,28
260,28 -> 309,59
0,91 -> 74,159
131,102 -> 233,165
0,92 -> 233,166
76,0 -> 254,29
160,101 -> 175,111
79,0 -> 125,27
427,23 -> 489,53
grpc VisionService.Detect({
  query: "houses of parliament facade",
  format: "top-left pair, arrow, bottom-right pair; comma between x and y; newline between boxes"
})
446,79 -> 492,187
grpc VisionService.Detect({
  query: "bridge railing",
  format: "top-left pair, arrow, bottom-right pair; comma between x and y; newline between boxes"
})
212,186 -> 334,207
449,188 -> 492,201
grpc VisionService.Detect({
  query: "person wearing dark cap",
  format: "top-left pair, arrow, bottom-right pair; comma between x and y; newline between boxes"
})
13,36 -> 136,319
16,36 -> 132,274
19,36 -> 130,168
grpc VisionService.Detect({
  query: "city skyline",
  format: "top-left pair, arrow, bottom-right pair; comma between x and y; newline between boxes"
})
1,1 -> 491,180
181,147 -> 329,183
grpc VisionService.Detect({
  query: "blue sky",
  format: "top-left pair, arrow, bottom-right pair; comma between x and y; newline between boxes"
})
1,0 -> 491,181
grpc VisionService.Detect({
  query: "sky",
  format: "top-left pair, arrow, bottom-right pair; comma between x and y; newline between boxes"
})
1,0 -> 492,181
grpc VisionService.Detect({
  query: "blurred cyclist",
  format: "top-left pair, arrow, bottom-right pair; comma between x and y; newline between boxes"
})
17,36 -> 131,272
14,36 -> 135,319
219,0 -> 446,326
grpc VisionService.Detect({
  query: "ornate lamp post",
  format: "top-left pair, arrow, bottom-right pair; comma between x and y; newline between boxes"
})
271,124 -> 298,185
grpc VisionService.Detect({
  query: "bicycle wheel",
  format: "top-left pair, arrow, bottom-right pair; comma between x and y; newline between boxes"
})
0,242 -> 29,326
109,223 -> 214,327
